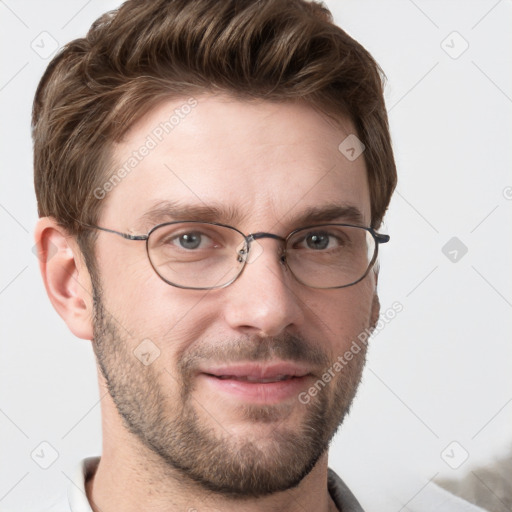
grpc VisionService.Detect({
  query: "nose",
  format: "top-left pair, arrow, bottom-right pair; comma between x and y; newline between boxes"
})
222,237 -> 304,337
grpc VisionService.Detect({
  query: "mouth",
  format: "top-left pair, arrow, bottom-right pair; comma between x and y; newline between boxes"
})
198,362 -> 313,403
208,374 -> 297,383
201,361 -> 311,379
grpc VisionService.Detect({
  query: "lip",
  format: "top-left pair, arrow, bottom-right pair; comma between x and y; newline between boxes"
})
200,362 -> 312,380
199,374 -> 312,403
198,362 -> 313,404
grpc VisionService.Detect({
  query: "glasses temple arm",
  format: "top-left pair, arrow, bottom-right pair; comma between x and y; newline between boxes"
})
82,223 -> 147,241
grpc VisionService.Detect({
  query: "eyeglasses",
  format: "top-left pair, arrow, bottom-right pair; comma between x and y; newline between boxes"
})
81,221 -> 390,290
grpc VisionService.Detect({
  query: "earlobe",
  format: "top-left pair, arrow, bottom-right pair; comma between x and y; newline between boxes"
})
34,217 -> 94,341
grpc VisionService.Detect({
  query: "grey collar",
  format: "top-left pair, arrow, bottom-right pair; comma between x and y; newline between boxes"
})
328,467 -> 365,511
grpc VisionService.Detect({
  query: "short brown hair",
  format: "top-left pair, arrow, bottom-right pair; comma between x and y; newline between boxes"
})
32,0 -> 397,271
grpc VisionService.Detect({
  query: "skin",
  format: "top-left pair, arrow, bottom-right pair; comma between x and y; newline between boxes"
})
35,94 -> 381,512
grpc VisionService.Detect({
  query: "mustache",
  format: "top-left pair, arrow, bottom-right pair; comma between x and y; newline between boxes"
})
178,333 -> 331,377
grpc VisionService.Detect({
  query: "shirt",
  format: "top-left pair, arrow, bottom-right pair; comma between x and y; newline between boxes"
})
42,456 -> 490,512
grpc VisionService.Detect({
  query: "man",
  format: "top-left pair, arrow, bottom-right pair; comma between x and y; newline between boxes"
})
32,1 -> 479,511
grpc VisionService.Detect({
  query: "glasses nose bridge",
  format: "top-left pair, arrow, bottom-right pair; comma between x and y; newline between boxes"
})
247,231 -> 286,244
244,231 -> 287,264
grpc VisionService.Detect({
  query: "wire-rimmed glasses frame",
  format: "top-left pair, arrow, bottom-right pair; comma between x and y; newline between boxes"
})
81,220 -> 390,290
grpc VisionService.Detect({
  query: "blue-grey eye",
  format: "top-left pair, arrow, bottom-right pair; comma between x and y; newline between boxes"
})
178,232 -> 202,249
306,232 -> 330,250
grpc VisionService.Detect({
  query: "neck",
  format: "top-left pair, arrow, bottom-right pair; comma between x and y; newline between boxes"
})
86,388 -> 339,512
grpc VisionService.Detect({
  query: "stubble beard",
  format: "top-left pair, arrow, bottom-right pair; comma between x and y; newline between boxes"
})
91,280 -> 367,498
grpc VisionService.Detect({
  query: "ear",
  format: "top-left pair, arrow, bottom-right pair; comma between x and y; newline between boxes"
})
34,217 -> 94,340
369,269 -> 380,332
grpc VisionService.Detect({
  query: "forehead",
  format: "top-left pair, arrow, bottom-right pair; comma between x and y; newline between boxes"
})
101,94 -> 370,232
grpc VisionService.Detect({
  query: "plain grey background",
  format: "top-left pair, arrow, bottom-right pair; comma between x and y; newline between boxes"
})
1,1 -> 511,511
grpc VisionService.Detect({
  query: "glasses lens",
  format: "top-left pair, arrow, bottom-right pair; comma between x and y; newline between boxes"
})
285,225 -> 376,288
147,223 -> 247,289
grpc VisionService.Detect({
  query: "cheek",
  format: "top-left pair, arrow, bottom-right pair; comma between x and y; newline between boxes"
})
97,246 -> 214,344
308,281 -> 376,354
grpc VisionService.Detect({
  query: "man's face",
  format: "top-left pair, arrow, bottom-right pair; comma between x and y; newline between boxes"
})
90,94 -> 379,497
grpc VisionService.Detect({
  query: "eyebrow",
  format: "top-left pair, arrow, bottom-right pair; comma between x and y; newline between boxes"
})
133,200 -> 367,232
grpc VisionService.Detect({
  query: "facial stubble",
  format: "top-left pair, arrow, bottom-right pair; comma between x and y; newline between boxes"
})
91,280 -> 368,498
